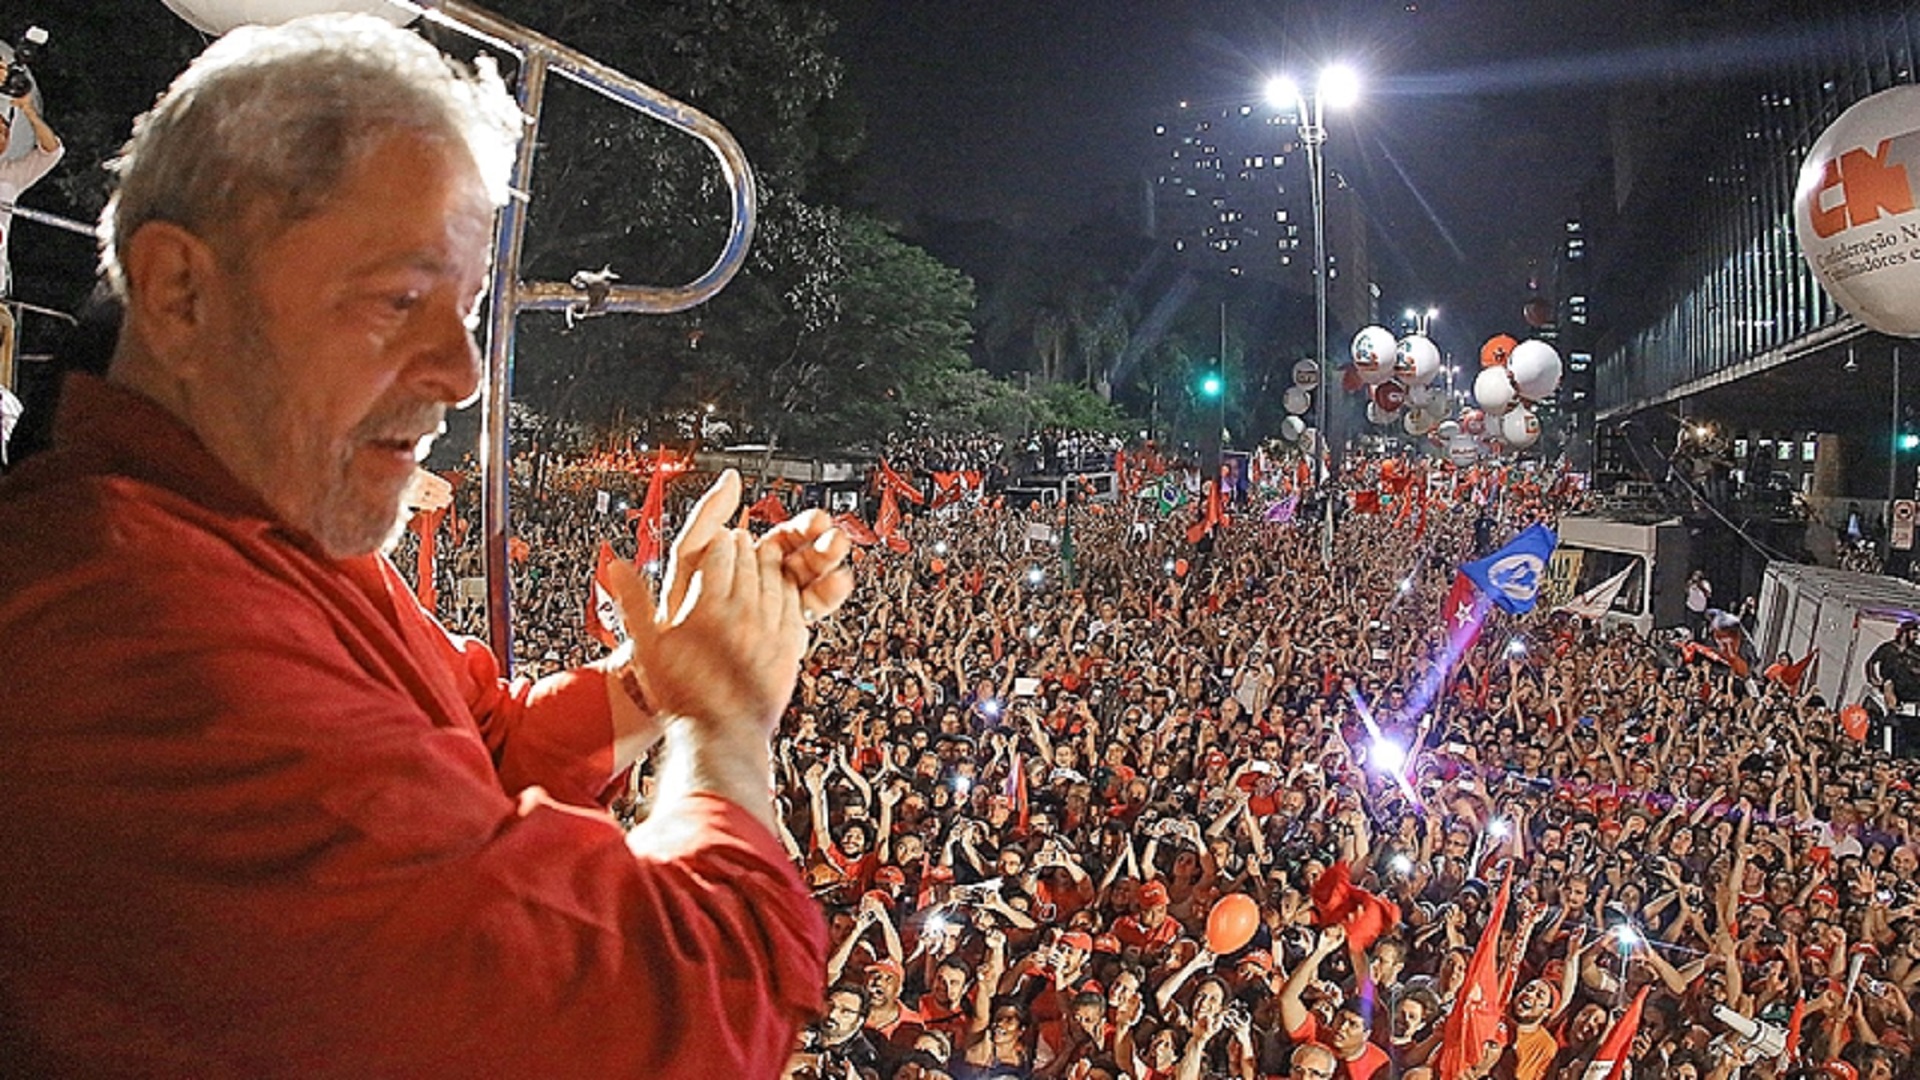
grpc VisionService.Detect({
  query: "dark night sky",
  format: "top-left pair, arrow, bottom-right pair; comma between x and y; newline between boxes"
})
820,0 -> 1685,356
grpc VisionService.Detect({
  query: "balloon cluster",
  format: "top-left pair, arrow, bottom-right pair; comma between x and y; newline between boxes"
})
1347,326 -> 1449,438
1470,333 -> 1561,452
1341,320 -> 1562,465
1277,359 -> 1320,447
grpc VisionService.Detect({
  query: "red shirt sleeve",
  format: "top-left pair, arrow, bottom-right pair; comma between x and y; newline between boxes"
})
0,498 -> 826,1077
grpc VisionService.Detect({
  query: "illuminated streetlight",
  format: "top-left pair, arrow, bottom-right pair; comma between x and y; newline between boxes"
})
1266,63 -> 1361,567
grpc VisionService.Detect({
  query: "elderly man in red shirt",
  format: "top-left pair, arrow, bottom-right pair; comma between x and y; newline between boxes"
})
0,14 -> 849,1078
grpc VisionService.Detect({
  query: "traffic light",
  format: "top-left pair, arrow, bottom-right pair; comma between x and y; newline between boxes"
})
1200,372 -> 1223,399
1901,403 -> 1919,451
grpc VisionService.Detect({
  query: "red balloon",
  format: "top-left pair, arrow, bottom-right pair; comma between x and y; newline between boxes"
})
1523,297 -> 1554,328
929,558 -> 947,575
1340,365 -> 1365,394
1174,558 -> 1190,578
1371,381 -> 1407,413
1206,893 -> 1260,954
1480,334 -> 1518,369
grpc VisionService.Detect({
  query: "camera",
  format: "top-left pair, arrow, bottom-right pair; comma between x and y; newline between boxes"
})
0,27 -> 45,101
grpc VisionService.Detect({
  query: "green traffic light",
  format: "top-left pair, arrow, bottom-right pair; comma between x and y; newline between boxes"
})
1201,374 -> 1223,398
1901,433 -> 1920,452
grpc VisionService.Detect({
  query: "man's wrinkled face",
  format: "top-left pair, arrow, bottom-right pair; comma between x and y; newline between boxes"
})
179,131 -> 493,558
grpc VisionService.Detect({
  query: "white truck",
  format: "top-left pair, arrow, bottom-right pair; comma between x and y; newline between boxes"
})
1548,515 -> 1692,637
1754,561 -> 1920,707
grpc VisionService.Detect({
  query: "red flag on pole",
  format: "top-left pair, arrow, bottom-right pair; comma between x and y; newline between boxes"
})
1765,648 -> 1817,693
631,458 -> 669,569
1435,874 -> 1511,1080
1583,985 -> 1649,1080
875,460 -> 926,505
407,507 -> 448,611
875,487 -> 912,554
585,541 -> 628,650
1185,478 -> 1228,545
1443,572 -> 1492,670
833,513 -> 879,547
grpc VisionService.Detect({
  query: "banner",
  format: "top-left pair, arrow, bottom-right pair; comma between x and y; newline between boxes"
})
1554,565 -> 1633,620
585,541 -> 628,650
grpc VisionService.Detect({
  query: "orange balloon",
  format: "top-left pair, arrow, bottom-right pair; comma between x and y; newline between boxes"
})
1174,558 -> 1190,578
1481,334 -> 1518,368
929,558 -> 948,575
1841,703 -> 1870,741
1206,893 -> 1260,954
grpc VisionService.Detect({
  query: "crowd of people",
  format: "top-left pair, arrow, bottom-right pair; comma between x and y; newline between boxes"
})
398,437 -> 1920,1080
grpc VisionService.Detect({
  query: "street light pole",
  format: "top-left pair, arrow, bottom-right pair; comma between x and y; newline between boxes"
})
1270,66 -> 1357,568
1301,97 -> 1338,568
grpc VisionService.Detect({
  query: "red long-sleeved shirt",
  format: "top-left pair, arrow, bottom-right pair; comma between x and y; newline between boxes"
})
0,376 -> 825,1077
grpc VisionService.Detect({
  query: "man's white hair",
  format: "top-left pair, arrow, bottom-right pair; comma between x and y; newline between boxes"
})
99,13 -> 522,295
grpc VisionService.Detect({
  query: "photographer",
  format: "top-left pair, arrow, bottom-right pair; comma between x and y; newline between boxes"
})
0,36 -> 58,391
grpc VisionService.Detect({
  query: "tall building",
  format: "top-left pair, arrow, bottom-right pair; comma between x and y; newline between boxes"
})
1580,0 -> 1920,567
1146,99 -> 1374,334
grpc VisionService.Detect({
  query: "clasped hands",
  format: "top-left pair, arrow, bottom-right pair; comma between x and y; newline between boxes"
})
606,470 -> 852,739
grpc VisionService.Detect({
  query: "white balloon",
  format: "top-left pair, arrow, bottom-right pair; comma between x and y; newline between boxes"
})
1283,386 -> 1312,415
1393,334 -> 1443,387
1366,401 -> 1397,426
1291,359 -> 1321,389
1473,365 -> 1519,416
1446,434 -> 1480,468
1498,405 -> 1541,449
1403,409 -> 1438,437
162,0 -> 415,33
1351,326 -> 1398,385
1508,340 -> 1563,401
1436,420 -> 1461,441
1280,415 -> 1306,441
1795,85 -> 1920,337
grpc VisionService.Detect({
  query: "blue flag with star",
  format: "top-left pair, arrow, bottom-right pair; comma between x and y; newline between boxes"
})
1461,523 -> 1558,614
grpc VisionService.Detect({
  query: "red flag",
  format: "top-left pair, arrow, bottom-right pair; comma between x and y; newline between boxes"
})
1443,572 -> 1491,669
1765,648 -> 1817,693
874,487 -> 912,554
1585,985 -> 1649,1080
1006,750 -> 1029,834
1435,875 -> 1511,1080
833,513 -> 879,547
507,535 -> 531,565
1352,489 -> 1382,515
746,488 -> 789,526
585,541 -> 628,649
875,460 -> 926,505
1781,997 -> 1806,1069
1185,478 -> 1228,545
1308,861 -> 1401,953
630,466 -> 668,569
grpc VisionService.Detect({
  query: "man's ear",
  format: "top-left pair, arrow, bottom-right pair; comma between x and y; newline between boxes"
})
119,220 -> 224,377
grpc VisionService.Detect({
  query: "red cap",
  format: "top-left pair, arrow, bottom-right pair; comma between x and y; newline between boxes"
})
1238,949 -> 1275,974
1093,934 -> 1122,955
1598,818 -> 1623,834
1810,884 -> 1840,908
1059,931 -> 1094,953
1139,880 -> 1171,908
863,889 -> 895,909
869,958 -> 904,979
875,865 -> 906,886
